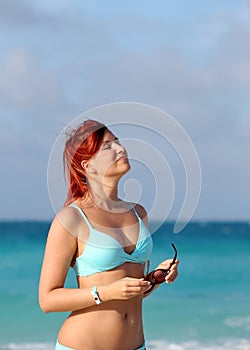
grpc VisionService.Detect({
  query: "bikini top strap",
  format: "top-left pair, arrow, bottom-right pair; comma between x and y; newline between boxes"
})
69,202 -> 141,227
68,204 -> 93,230
128,202 -> 141,221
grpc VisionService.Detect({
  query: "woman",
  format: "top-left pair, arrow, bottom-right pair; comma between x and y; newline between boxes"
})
39,119 -> 179,350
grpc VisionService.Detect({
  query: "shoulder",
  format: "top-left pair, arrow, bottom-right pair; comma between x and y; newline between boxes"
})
49,205 -> 88,242
129,202 -> 149,228
55,206 -> 81,229
131,202 -> 147,218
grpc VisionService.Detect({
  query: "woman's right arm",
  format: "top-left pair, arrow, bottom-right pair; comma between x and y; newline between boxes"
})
39,211 -> 151,313
38,213 -> 101,313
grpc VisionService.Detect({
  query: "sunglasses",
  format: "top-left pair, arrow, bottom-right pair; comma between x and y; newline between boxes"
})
144,243 -> 178,294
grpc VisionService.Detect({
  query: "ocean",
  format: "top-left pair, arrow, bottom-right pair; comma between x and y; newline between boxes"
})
0,220 -> 249,350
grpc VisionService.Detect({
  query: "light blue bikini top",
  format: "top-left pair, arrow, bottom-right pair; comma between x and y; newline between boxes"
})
69,203 -> 153,276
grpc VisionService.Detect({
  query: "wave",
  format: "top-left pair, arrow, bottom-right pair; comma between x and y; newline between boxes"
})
1,339 -> 250,350
0,344 -> 54,350
224,316 -> 250,331
147,339 -> 250,350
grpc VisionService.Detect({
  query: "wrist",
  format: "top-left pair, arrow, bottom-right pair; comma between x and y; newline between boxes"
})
97,284 -> 111,303
91,286 -> 102,305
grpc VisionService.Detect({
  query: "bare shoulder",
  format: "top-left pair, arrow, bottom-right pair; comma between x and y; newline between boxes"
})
129,202 -> 149,228
133,203 -> 148,218
56,205 -> 82,226
49,206 -> 88,242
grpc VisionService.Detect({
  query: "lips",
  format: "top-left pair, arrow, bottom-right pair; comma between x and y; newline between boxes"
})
117,156 -> 128,162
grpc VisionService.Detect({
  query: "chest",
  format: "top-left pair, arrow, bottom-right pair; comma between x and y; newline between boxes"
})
83,209 -> 141,249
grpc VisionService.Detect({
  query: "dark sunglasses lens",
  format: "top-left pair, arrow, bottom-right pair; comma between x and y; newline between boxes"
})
153,269 -> 168,283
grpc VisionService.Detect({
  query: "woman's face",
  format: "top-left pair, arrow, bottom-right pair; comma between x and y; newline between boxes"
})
87,130 -> 130,180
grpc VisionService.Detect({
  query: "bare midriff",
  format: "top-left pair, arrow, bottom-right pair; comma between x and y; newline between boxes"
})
57,262 -> 145,350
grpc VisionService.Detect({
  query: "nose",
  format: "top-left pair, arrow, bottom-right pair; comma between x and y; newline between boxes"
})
114,142 -> 125,154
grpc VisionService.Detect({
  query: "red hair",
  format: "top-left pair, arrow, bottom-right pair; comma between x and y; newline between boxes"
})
63,119 -> 108,206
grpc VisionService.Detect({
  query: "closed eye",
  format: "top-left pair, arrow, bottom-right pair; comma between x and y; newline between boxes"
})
102,138 -> 120,149
102,142 -> 112,150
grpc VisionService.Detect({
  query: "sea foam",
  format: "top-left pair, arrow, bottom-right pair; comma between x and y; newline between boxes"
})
147,338 -> 250,350
1,339 -> 250,350
0,343 -> 54,350
224,316 -> 250,331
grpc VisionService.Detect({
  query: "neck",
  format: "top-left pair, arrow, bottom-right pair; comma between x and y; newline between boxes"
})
87,178 -> 120,210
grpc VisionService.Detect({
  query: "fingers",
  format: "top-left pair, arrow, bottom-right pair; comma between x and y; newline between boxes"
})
164,258 -> 179,264
121,277 -> 151,297
156,259 -> 179,284
165,264 -> 179,284
159,259 -> 179,270
125,277 -> 151,289
165,272 -> 178,283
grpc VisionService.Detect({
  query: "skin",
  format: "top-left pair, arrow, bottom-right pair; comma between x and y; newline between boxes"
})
39,130 -> 179,350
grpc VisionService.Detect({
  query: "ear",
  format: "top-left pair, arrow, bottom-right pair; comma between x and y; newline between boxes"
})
81,160 -> 95,174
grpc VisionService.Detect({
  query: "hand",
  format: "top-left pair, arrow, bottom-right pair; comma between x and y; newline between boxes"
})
102,277 -> 152,301
156,258 -> 179,284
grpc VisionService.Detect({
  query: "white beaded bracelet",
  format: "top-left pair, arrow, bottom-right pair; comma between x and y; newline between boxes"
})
91,286 -> 102,305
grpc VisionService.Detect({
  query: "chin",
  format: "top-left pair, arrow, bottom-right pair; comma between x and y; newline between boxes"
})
105,161 -> 131,178
121,161 -> 131,173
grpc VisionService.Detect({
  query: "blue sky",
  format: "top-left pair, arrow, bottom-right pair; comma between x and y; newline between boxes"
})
0,0 -> 249,222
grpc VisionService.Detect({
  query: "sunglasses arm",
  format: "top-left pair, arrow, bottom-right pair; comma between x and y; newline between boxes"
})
144,243 -> 178,296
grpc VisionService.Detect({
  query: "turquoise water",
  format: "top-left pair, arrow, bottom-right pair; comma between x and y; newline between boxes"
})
0,220 -> 249,349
